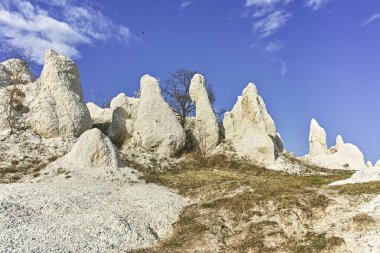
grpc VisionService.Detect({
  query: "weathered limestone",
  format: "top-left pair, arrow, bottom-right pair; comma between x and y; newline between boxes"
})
133,75 -> 186,156
107,107 -> 133,145
309,119 -> 328,156
330,169 -> 380,185
306,130 -> 366,170
0,59 -> 36,86
223,83 -> 282,164
86,102 -> 112,125
110,93 -> 139,121
189,74 -> 219,154
64,128 -> 122,168
28,50 -> 91,139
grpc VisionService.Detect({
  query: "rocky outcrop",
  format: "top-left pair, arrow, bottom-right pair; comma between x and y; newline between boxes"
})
223,83 -> 282,165
110,93 -> 139,121
330,168 -> 380,185
306,130 -> 366,170
189,74 -> 219,154
28,50 -> 91,139
309,119 -> 328,156
86,102 -> 112,126
107,107 -> 133,145
0,59 -> 36,86
133,75 -> 186,156
64,128 -> 122,168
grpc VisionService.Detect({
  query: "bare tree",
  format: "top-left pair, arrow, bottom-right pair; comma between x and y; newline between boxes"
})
0,46 -> 35,134
163,68 -> 216,127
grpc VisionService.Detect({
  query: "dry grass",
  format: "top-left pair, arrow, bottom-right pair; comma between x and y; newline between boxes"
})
126,154 -> 353,253
352,213 -> 375,231
289,233 -> 345,253
330,181 -> 380,195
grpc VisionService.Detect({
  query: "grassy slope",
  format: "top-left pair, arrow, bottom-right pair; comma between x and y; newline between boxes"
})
125,154 -> 380,253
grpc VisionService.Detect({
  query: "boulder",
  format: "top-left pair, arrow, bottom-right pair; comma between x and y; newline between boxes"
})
28,50 -> 91,139
189,74 -> 219,154
223,83 -> 282,164
86,102 -> 112,125
309,119 -> 328,156
133,75 -> 186,156
110,93 -> 139,121
107,107 -> 133,145
64,128 -> 122,168
0,59 -> 36,86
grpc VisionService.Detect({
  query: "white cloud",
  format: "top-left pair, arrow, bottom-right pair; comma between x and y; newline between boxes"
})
180,1 -> 192,9
305,0 -> 334,10
0,0 -> 133,64
246,0 -> 280,7
276,59 -> 287,76
361,13 -> 380,27
280,60 -> 287,76
253,11 -> 291,37
246,0 -> 293,7
264,41 -> 284,53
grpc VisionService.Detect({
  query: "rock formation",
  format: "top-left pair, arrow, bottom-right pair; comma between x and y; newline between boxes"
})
107,107 -> 133,145
133,75 -> 186,156
330,168 -> 380,186
64,128 -> 122,168
28,50 -> 91,139
309,119 -> 328,156
86,102 -> 112,126
367,161 -> 374,168
0,59 -> 36,86
110,93 -> 139,121
189,74 -> 219,154
375,160 -> 380,168
223,83 -> 282,164
306,130 -> 366,170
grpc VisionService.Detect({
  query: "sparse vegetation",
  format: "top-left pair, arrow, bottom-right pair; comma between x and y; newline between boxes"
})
331,181 -> 380,195
126,154 -> 354,253
352,213 -> 375,230
163,68 -> 216,127
0,46 -> 36,134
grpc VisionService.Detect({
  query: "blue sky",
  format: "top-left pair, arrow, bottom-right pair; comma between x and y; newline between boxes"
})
1,0 -> 380,161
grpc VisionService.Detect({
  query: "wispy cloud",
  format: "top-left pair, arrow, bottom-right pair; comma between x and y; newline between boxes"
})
253,11 -> 291,38
279,60 -> 287,76
246,0 -> 280,7
264,41 -> 284,53
305,0 -> 335,10
180,1 -> 192,9
0,0 -> 133,64
361,13 -> 380,27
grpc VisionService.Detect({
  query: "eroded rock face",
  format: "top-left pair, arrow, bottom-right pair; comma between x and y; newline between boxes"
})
65,128 -> 122,168
107,107 -> 133,145
309,119 -> 328,157
189,74 -> 219,154
28,50 -> 91,139
0,59 -> 36,86
223,83 -> 282,164
110,93 -> 139,121
306,132 -> 366,170
133,75 -> 186,156
86,102 -> 112,125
